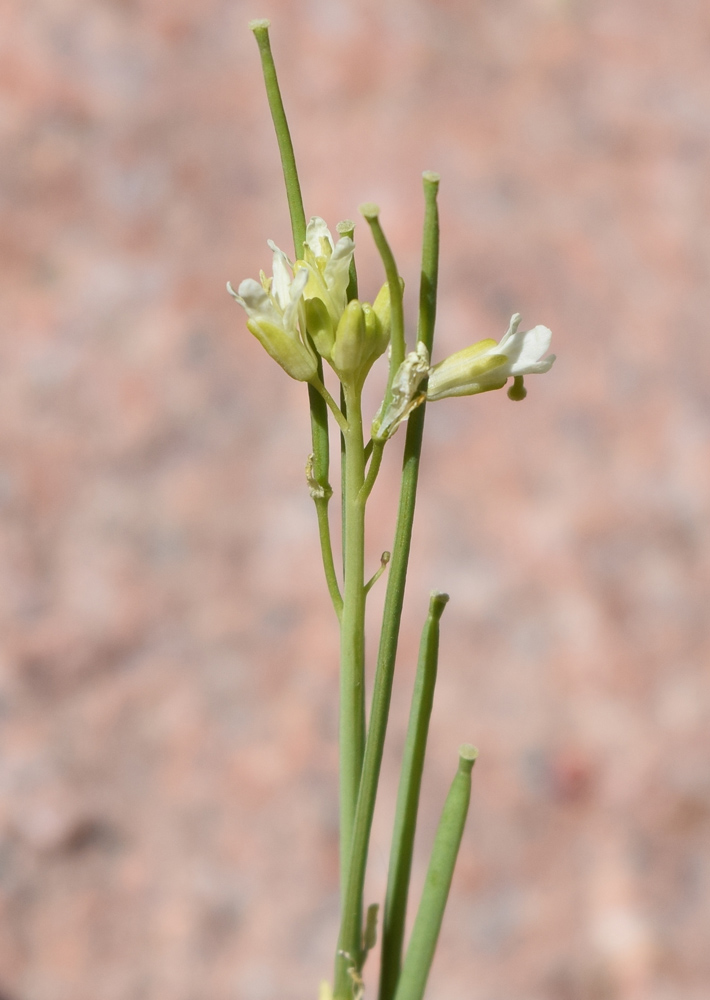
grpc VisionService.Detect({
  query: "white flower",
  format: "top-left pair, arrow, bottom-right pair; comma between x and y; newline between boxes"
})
426,314 -> 555,401
228,241 -> 316,382
301,216 -> 355,328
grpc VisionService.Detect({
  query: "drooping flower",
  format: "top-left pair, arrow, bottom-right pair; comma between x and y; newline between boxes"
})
228,241 -> 317,382
426,314 -> 555,401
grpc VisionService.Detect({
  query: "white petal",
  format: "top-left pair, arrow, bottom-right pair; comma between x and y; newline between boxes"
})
522,352 -> 556,375
497,313 -> 522,352
235,277 -> 263,304
507,325 -> 553,374
282,266 -> 309,335
323,237 -> 355,315
269,242 -> 294,311
236,278 -> 282,326
266,239 -> 293,266
306,217 -> 334,258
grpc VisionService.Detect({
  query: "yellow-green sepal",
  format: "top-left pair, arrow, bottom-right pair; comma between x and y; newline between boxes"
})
426,344 -> 508,400
246,318 -> 317,382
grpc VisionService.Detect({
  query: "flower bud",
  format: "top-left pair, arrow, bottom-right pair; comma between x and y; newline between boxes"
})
370,281 -> 397,358
305,296 -> 335,361
330,298 -> 391,387
362,303 -> 387,365
331,300 -> 367,380
372,280 -> 391,329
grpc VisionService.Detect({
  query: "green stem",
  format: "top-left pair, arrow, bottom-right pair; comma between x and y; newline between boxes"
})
338,219 -> 357,589
336,384 -> 367,989
335,175 -> 441,1000
360,440 -> 384,503
379,591 -> 448,1000
416,174 -> 440,355
360,204 -> 405,405
340,383 -> 347,582
310,375 -> 348,433
316,495 -> 343,620
365,551 -> 391,595
308,376 -> 337,610
393,746 -> 478,1000
250,19 -> 306,255
250,19 -> 338,658
307,376 -> 339,620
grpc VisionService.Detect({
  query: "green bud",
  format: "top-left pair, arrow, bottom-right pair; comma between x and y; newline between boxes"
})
305,296 -> 335,361
331,300 -> 367,380
363,299 -> 389,364
372,278 -> 403,338
330,298 -> 392,388
362,302 -> 389,371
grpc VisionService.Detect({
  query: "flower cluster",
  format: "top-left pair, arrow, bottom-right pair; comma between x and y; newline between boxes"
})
229,216 -> 391,390
229,218 -> 555,433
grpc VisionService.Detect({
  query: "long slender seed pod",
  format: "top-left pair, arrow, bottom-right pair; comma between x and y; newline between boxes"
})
251,21 -> 338,632
379,591 -> 449,1000
393,745 -> 478,1000
249,20 -> 306,255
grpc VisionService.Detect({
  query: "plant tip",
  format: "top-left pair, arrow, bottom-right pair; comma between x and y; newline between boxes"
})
359,202 -> 380,220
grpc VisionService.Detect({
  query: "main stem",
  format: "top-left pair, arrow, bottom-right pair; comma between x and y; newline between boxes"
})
336,175 -> 441,1000
339,386 -> 367,933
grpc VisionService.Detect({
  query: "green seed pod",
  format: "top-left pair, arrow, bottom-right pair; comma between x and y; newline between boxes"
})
393,744 -> 478,1000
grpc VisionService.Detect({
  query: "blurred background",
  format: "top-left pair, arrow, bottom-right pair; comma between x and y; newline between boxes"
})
1,1 -> 709,998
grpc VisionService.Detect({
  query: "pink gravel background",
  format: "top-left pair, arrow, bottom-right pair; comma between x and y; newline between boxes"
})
1,1 -> 709,999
